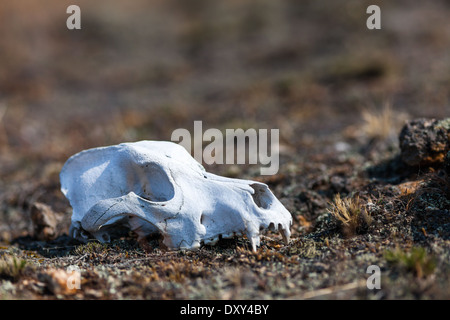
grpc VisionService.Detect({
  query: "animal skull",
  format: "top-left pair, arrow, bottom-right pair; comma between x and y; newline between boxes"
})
60,141 -> 292,251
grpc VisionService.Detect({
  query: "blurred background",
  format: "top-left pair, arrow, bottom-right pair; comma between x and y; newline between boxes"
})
0,0 -> 449,238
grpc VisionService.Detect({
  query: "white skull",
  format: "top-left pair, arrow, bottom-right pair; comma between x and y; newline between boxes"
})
60,141 -> 292,251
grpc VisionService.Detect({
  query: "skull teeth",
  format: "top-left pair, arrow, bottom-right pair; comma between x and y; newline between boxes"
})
260,221 -> 291,245
249,235 -> 261,253
204,236 -> 219,246
280,228 -> 290,244
70,225 -> 90,243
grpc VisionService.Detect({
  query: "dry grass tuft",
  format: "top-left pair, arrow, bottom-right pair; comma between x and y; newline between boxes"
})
361,104 -> 407,141
328,194 -> 372,237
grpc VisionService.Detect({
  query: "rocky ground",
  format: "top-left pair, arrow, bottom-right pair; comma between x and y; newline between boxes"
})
0,0 -> 449,300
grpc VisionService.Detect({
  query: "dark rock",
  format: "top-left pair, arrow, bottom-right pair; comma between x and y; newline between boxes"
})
399,118 -> 450,167
330,175 -> 348,194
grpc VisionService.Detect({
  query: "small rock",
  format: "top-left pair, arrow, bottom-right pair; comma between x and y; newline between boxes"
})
396,180 -> 423,196
334,141 -> 351,153
399,118 -> 450,166
30,202 -> 61,241
39,268 -> 80,295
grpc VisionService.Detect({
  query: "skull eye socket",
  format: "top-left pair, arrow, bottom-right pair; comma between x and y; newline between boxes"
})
136,163 -> 175,202
250,183 -> 272,209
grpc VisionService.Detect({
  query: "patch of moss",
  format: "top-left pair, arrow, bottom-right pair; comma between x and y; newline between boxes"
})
385,247 -> 436,279
0,253 -> 28,281
435,118 -> 450,131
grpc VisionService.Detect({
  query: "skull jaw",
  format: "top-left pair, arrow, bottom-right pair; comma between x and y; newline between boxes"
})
69,217 -> 138,243
197,175 -> 292,252
70,192 -> 203,250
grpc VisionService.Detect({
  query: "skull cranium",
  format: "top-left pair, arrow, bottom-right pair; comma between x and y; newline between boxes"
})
60,141 -> 292,251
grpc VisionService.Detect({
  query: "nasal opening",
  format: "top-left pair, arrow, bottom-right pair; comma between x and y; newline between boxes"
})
250,183 -> 272,209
